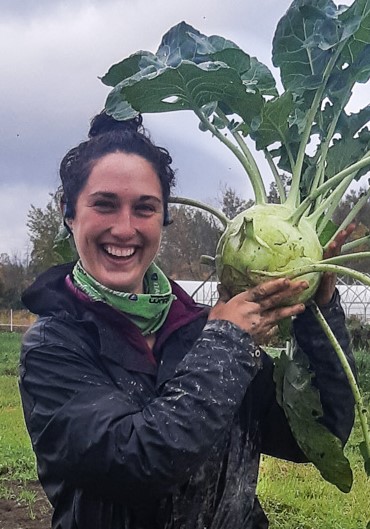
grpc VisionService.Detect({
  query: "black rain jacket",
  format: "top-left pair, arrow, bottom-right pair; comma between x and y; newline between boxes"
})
19,263 -> 355,529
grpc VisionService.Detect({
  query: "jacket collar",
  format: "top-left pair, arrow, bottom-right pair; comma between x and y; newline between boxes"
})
22,263 -> 208,378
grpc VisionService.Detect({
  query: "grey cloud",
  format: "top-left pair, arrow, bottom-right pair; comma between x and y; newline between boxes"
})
0,0 -> 120,21
0,0 -> 294,255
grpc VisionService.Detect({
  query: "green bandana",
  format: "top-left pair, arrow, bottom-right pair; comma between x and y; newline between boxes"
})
72,260 -> 175,335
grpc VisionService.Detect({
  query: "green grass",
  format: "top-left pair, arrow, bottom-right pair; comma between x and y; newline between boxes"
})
0,376 -> 37,482
0,332 -> 22,376
258,430 -> 369,529
0,331 -> 37,490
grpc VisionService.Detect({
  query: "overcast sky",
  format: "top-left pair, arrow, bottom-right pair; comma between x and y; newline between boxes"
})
0,0 -> 364,258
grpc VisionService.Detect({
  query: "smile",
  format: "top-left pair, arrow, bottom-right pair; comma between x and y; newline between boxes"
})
103,245 -> 136,258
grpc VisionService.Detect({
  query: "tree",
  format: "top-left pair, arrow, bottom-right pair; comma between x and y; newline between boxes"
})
219,186 -> 253,219
157,205 -> 221,280
0,253 -> 30,309
267,174 -> 291,204
27,194 -> 64,274
333,187 -> 370,229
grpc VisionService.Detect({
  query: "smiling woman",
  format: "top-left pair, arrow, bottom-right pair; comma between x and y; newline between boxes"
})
18,111 -> 356,529
66,152 -> 165,294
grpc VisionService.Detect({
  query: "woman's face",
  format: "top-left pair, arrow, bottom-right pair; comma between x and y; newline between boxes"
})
68,152 -> 164,293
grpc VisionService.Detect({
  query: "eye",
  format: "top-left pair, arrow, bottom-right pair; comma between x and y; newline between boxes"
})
93,200 -> 116,211
135,203 -> 157,215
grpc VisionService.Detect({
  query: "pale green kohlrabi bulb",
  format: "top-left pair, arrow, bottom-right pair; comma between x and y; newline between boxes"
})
215,204 -> 323,303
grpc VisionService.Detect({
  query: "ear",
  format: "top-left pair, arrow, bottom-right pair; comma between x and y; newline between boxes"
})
60,198 -> 74,233
64,217 -> 73,232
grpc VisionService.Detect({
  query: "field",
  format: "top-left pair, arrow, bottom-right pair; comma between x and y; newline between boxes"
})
0,331 -> 369,529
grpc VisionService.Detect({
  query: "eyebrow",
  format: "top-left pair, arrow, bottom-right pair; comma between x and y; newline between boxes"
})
89,192 -> 117,200
89,192 -> 162,203
139,195 -> 163,204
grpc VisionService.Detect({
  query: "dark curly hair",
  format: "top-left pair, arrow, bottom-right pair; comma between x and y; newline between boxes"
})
59,112 -> 175,225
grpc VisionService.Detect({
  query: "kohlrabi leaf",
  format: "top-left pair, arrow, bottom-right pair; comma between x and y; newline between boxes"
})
272,0 -> 340,93
326,126 -> 370,179
340,0 -> 370,64
274,346 -> 353,492
359,441 -> 370,475
101,51 -> 158,88
271,0 -> 370,198
102,22 -> 270,128
336,105 -> 370,138
318,220 -> 338,246
250,92 -> 294,151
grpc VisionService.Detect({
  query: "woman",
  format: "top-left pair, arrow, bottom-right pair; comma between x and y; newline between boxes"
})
20,112 -> 355,529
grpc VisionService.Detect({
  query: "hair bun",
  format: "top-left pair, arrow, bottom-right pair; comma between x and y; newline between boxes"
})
88,111 -> 143,138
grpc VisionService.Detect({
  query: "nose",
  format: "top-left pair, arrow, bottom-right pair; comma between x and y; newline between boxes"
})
110,207 -> 137,239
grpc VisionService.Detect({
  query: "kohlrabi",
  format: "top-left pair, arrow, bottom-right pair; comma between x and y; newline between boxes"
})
101,0 -> 370,496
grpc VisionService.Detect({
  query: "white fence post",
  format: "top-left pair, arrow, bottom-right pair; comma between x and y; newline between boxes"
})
10,309 -> 13,332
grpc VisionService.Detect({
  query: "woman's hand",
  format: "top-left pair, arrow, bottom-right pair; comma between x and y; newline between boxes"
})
314,223 -> 356,306
208,278 -> 308,344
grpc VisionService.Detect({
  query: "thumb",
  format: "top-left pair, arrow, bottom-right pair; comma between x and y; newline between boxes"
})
217,284 -> 230,303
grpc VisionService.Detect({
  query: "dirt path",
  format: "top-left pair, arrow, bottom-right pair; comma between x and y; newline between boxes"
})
0,480 -> 51,529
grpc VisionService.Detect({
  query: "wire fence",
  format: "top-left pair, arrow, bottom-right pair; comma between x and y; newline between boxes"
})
0,275 -> 369,332
177,275 -> 370,322
0,310 -> 36,333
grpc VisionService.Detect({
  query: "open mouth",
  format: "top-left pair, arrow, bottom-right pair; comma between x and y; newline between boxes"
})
102,245 -> 137,259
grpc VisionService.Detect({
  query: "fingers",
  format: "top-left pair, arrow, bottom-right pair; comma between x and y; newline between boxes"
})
209,278 -> 308,341
240,278 -> 308,308
324,223 -> 356,259
318,223 -> 356,305
243,278 -> 290,302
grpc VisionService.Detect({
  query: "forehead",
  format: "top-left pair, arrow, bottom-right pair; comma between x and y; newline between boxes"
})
84,152 -> 163,198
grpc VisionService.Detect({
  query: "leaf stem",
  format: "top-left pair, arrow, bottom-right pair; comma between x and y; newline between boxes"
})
216,108 -> 267,204
169,196 -> 230,228
264,149 -> 287,202
286,50 -> 343,209
251,262 -> 370,286
320,252 -> 370,266
342,235 -> 370,253
324,187 -> 370,249
289,150 -> 370,226
193,106 -> 267,204
308,175 -> 354,232
310,302 -> 370,468
312,96 -> 351,205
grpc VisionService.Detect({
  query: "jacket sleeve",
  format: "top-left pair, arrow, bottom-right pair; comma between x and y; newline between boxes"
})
20,317 -> 261,501
258,290 -> 356,461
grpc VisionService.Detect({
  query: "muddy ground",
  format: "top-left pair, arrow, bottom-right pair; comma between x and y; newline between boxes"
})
0,481 -> 51,529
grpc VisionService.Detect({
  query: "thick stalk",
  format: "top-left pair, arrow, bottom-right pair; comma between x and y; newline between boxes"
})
251,262 -> 370,286
342,235 -> 370,253
324,187 -> 370,249
286,49 -> 343,210
216,108 -> 267,204
233,132 -> 267,203
308,175 -> 353,231
318,252 -> 370,266
192,107 -> 267,204
312,94 -> 351,205
289,153 -> 370,226
310,302 -> 370,467
169,196 -> 230,228
216,108 -> 265,189
316,179 -> 354,235
264,149 -> 287,202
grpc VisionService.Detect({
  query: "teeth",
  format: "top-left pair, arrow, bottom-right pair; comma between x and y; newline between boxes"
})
104,245 -> 135,258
